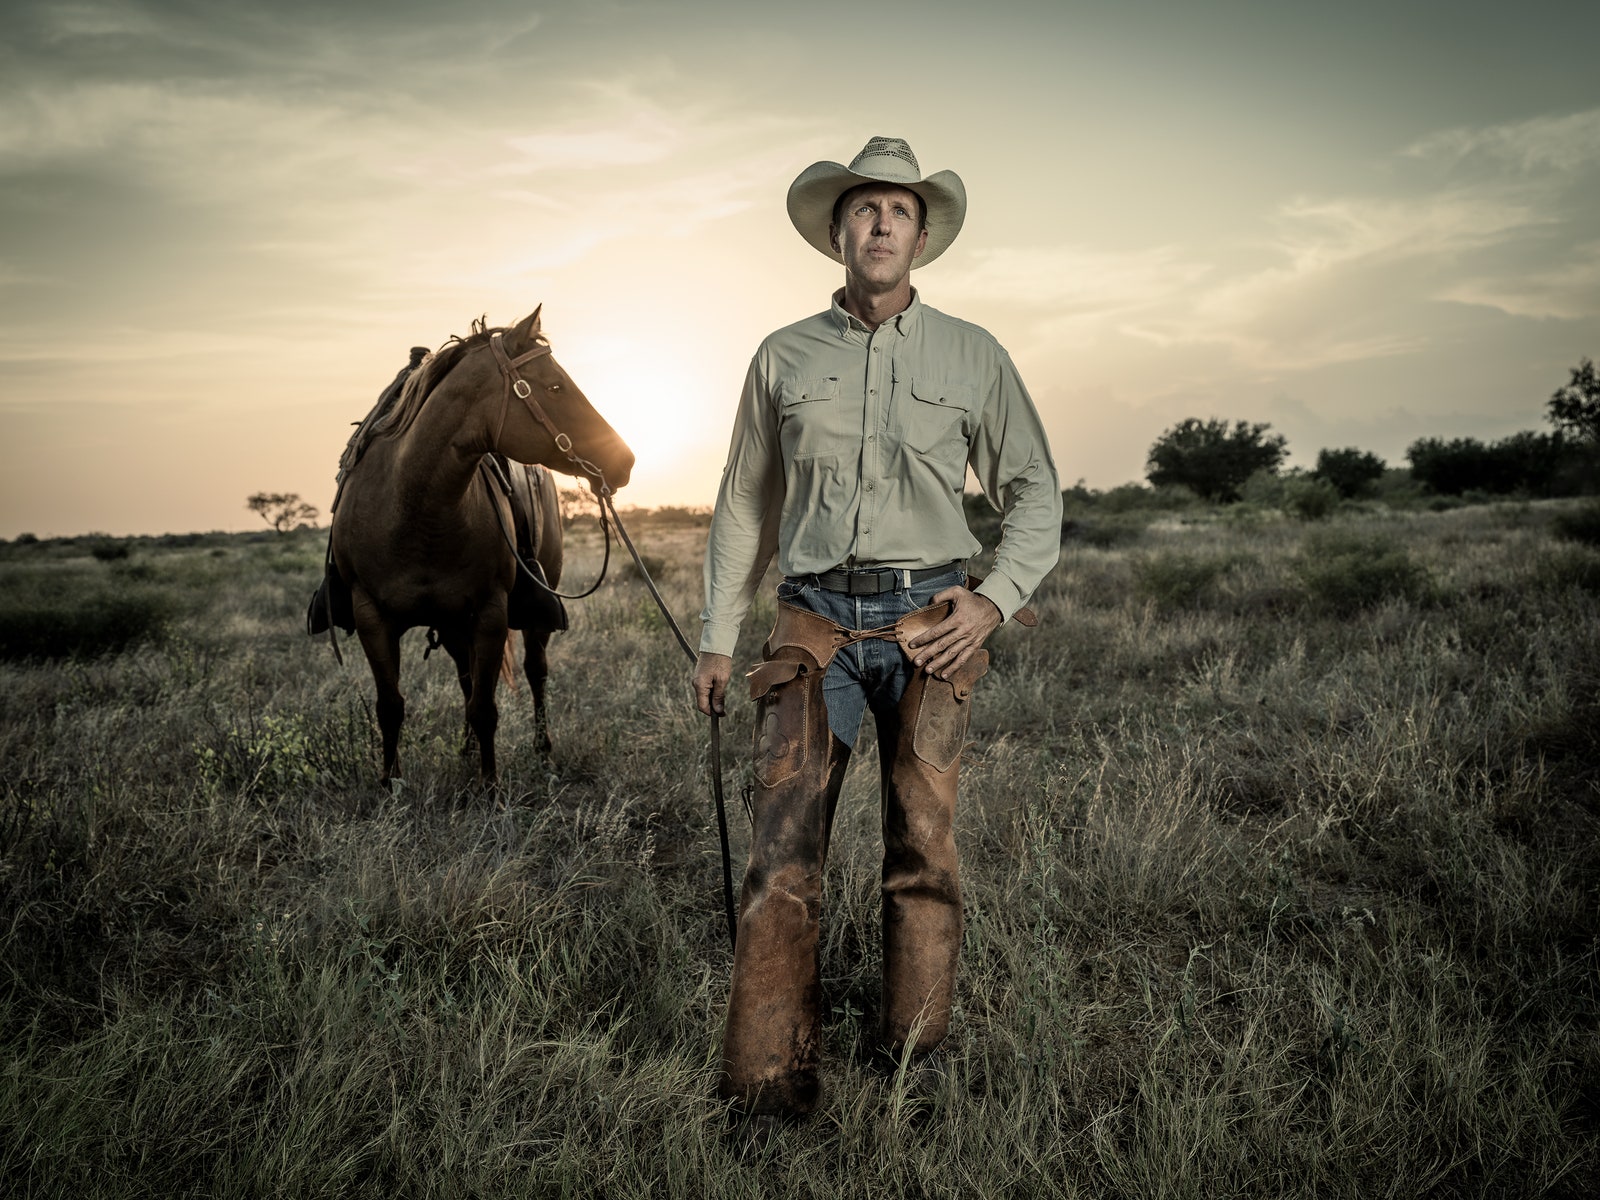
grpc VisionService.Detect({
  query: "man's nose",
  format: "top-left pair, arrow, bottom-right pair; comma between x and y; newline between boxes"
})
871,208 -> 891,234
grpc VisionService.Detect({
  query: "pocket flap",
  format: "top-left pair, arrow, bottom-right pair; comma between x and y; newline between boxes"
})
747,658 -> 804,701
909,378 -> 974,412
779,375 -> 841,407
947,649 -> 989,701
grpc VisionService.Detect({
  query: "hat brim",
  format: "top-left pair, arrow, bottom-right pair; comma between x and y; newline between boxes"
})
786,161 -> 966,268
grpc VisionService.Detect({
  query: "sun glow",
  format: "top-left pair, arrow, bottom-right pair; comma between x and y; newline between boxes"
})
554,331 -> 725,509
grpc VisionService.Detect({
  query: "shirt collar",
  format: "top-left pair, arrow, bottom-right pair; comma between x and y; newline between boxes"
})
829,288 -> 924,338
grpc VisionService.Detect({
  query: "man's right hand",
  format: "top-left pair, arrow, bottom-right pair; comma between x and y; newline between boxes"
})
693,651 -> 734,717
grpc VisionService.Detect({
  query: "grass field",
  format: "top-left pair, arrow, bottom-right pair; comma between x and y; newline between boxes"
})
1,498 -> 1597,1197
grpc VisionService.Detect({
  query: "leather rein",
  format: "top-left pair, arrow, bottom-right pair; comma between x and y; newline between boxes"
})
485,331 -> 739,950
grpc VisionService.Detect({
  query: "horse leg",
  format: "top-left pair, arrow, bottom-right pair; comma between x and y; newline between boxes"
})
522,628 -> 554,758
355,617 -> 405,786
440,630 -> 476,758
465,616 -> 508,786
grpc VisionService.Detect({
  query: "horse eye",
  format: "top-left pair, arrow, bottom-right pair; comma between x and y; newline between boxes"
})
547,383 -> 562,393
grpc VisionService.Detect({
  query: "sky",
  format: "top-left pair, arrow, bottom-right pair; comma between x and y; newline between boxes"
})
1,0 -> 1597,536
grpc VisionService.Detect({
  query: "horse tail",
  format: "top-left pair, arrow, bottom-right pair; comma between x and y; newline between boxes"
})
500,630 -> 520,693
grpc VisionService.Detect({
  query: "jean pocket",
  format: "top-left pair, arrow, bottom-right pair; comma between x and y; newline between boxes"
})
776,579 -> 811,603
907,570 -> 965,609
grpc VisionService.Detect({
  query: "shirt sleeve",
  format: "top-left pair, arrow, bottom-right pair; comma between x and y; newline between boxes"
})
967,349 -> 1063,620
699,353 -> 784,657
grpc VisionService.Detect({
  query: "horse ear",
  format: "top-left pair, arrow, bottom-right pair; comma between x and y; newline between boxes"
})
511,304 -> 545,347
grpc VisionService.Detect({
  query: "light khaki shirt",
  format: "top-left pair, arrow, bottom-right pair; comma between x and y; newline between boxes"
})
699,290 -> 1062,657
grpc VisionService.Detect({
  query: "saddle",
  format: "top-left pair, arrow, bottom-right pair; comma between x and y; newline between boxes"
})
495,456 -> 568,634
305,457 -> 567,638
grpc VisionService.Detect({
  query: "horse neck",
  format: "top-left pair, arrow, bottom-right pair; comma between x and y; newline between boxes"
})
390,367 -> 500,509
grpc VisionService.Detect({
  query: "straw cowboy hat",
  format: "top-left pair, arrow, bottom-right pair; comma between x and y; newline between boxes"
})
786,136 -> 967,268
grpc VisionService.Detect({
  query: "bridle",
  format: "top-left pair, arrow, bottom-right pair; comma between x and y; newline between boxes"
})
488,330 -> 614,489
484,329 -> 740,950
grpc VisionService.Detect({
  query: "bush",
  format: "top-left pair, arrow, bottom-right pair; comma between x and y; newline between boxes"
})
1061,516 -> 1146,549
1313,448 -> 1386,498
0,588 -> 174,660
1146,418 -> 1288,503
1552,500 -> 1600,548
1134,552 -> 1230,610
1534,546 -> 1600,595
1407,432 -> 1585,497
91,541 -> 130,562
1293,531 -> 1429,615
1283,477 -> 1340,521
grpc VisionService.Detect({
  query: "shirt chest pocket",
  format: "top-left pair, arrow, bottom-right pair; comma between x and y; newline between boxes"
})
777,375 -> 844,460
897,377 -> 973,460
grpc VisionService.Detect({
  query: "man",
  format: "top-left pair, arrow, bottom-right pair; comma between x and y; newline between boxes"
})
692,136 -> 1062,1117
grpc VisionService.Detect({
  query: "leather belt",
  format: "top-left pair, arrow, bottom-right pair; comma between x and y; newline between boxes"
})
804,562 -> 961,596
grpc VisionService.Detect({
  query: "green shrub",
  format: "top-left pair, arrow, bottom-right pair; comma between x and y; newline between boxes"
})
1552,500 -> 1600,548
1061,515 -> 1146,549
90,541 -> 130,561
1283,477 -> 1340,521
1313,447 -> 1387,498
0,585 -> 174,660
1535,547 -> 1600,595
1134,551 -> 1229,610
1293,531 -> 1429,615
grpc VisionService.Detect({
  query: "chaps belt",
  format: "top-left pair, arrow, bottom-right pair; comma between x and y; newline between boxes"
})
803,562 -> 961,596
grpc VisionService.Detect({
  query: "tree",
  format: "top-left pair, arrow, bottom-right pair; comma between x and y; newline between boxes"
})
1312,447 -> 1386,498
1145,418 -> 1288,503
1547,357 -> 1600,444
557,485 -> 595,528
1406,432 -> 1578,496
246,492 -> 320,533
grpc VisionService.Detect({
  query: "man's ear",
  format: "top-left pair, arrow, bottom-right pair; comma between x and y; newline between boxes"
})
828,223 -> 841,255
912,227 -> 929,260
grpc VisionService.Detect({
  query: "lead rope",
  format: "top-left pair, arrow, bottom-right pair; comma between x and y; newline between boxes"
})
483,461 -> 737,950
487,331 -> 737,950
598,486 -> 738,952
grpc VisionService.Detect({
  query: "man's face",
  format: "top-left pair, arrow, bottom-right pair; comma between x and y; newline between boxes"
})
828,183 -> 928,293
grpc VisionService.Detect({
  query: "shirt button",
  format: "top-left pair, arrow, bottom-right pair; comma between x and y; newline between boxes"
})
869,388 -> 876,395
872,347 -> 880,353
866,481 -> 875,491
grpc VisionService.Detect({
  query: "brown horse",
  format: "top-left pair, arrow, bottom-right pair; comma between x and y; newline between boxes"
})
328,306 -> 633,786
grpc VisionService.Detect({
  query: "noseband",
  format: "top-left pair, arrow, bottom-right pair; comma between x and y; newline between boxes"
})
488,330 -> 613,494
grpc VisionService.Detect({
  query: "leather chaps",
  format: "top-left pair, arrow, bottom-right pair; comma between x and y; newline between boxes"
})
718,601 -> 988,1114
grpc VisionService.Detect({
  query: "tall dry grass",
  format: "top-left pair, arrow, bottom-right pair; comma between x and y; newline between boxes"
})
1,502 -> 1596,1197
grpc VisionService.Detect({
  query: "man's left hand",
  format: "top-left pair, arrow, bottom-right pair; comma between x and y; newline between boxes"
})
907,586 -> 1002,679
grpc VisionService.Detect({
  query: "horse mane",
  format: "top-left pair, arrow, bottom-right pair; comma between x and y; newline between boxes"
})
336,317 -> 514,485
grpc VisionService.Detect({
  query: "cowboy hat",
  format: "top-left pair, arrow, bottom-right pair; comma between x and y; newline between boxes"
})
786,136 -> 967,268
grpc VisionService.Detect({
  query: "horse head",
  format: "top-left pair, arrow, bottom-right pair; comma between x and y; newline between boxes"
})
487,306 -> 635,492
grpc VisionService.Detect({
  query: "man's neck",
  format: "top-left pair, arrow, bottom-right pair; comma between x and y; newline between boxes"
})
838,280 -> 914,332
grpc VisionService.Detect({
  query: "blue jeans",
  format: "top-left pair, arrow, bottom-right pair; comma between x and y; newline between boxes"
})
774,567 -> 966,747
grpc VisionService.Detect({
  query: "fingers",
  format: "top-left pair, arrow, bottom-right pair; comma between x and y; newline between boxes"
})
908,587 -> 1001,679
692,652 -> 733,716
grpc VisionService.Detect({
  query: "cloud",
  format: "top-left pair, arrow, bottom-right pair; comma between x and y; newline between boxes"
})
501,114 -> 679,173
1404,108 -> 1600,176
1438,240 -> 1600,320
986,107 -> 1600,383
942,245 -> 1209,316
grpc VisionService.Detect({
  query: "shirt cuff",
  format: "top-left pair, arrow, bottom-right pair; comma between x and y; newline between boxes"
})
973,572 -> 1026,624
699,621 -> 741,659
